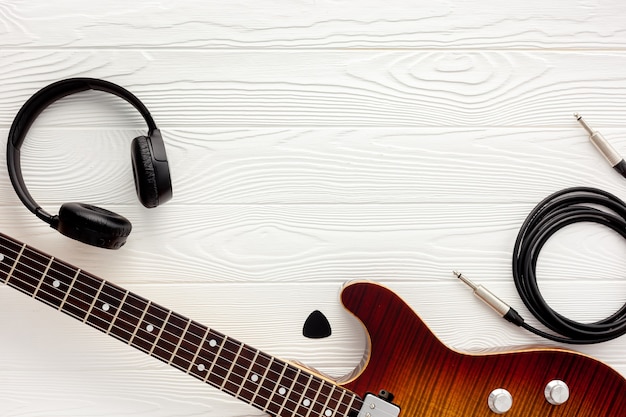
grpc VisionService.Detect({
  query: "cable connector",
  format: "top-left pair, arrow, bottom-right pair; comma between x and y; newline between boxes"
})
574,113 -> 626,178
453,271 -> 524,327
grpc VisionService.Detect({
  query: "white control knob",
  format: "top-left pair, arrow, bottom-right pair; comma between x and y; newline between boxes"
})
488,389 -> 513,414
545,380 -> 569,405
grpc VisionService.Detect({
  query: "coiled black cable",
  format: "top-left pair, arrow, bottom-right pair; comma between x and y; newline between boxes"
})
512,186 -> 626,344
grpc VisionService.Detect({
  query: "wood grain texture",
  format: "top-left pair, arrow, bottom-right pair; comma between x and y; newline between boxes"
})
1,0 -> 626,416
3,51 -> 626,128
2,0 -> 626,50
2,127 -> 626,205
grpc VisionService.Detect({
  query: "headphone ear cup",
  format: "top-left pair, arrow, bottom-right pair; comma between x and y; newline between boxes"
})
131,136 -> 160,208
56,203 -> 131,249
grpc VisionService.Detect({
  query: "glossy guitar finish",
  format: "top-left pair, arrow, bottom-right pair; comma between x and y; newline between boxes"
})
340,281 -> 626,417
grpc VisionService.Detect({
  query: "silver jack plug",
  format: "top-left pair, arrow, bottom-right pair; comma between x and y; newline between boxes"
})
574,113 -> 626,177
454,271 -> 524,326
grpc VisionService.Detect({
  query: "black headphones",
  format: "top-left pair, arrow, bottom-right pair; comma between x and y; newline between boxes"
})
6,78 -> 173,249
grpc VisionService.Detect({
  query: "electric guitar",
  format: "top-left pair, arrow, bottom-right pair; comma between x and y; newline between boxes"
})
0,232 -> 624,416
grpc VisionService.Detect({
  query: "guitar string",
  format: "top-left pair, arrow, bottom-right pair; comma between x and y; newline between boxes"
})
0,242 -> 291,393
0,241 -> 358,417
0,241 -> 357,417
0,239 -> 361,416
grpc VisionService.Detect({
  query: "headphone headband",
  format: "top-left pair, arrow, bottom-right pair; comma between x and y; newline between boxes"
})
7,78 -> 159,225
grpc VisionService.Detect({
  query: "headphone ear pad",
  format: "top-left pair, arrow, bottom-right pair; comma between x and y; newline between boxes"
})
56,203 -> 132,249
131,136 -> 160,208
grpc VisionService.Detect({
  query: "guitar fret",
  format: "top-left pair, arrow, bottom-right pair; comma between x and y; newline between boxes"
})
257,359 -> 289,415
149,310 -> 172,356
340,392 -> 357,417
85,281 -> 125,336
318,383 -> 335,417
290,368 -> 307,416
220,342 -> 245,392
250,356 -> 274,407
332,390 -> 347,417
151,311 -> 186,362
169,318 -> 192,365
58,269 -> 81,311
35,259 -> 77,310
5,243 -> 26,284
212,338 -> 243,392
169,321 -> 206,372
83,279 -> 106,323
107,290 -> 129,334
304,377 -> 325,417
263,361 -> 289,413
203,336 -> 227,383
32,256 -> 54,298
319,385 -> 336,417
293,373 -> 314,415
5,246 -> 51,298
324,387 -> 346,416
109,294 -> 148,346
235,349 -> 259,398
129,300 -> 151,345
132,304 -> 171,357
187,326 -> 210,373
0,237 -> 23,283
189,331 -> 224,383
225,344 -> 255,397
276,366 -> 301,417
240,350 -> 271,408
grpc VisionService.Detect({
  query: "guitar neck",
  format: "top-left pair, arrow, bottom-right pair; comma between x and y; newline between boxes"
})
0,233 -> 362,417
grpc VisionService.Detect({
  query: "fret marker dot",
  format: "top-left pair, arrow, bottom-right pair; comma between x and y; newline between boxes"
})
209,339 -> 217,347
102,303 -> 110,312
251,374 -> 259,383
303,399 -> 311,407
52,280 -> 60,288
146,324 -> 154,333
197,364 -> 206,372
278,387 -> 287,396
0,254 -> 4,262
325,409 -> 332,417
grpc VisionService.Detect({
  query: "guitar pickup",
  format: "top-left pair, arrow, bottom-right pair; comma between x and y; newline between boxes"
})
356,393 -> 400,417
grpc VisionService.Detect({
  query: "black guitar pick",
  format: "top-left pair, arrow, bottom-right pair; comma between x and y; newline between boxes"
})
303,310 -> 332,339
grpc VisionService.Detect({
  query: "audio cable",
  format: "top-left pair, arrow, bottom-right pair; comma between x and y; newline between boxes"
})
456,115 -> 626,344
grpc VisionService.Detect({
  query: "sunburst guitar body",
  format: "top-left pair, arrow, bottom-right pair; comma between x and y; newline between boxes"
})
340,281 -> 626,417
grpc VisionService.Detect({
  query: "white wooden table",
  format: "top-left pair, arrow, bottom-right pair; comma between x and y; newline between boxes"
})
1,1 -> 625,415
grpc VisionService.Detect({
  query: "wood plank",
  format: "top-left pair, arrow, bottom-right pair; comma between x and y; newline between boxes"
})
2,202 -> 626,285
2,1 -> 626,50
0,369 -> 249,417
3,51 -> 626,128
2,127 -> 626,206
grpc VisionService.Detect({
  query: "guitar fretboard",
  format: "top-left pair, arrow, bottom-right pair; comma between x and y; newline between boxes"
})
0,233 -> 362,417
